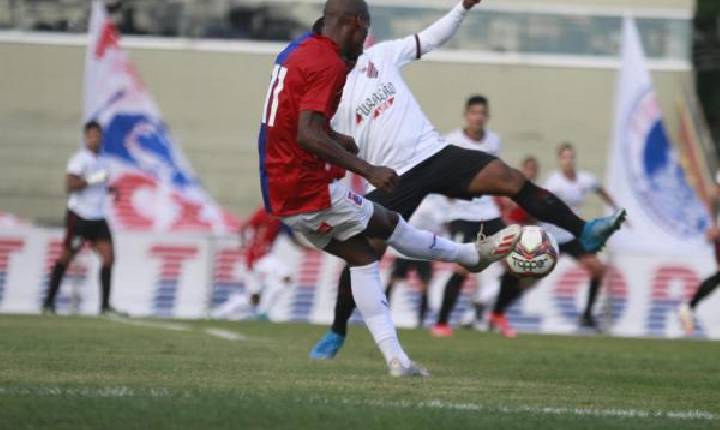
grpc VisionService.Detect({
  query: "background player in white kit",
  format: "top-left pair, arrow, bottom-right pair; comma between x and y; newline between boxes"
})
432,95 -> 509,337
542,143 -> 619,330
310,0 -> 625,359
43,121 -> 119,315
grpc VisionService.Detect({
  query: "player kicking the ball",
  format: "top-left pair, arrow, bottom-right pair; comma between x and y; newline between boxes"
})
258,0 -> 519,377
309,0 -> 626,359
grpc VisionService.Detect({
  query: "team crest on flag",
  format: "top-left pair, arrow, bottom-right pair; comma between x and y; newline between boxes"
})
607,17 -> 711,255
622,88 -> 709,237
84,1 -> 239,233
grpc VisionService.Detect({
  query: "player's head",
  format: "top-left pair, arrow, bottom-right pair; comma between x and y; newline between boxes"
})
557,142 -> 576,173
321,0 -> 370,63
83,120 -> 103,153
521,156 -> 539,181
464,95 -> 489,134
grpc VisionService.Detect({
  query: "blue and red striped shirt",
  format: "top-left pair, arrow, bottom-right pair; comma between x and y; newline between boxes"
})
258,32 -> 348,217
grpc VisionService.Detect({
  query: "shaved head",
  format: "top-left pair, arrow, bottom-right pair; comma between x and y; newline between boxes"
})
323,0 -> 369,21
320,0 -> 370,62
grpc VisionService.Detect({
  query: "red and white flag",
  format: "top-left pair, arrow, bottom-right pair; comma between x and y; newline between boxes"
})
85,1 -> 240,233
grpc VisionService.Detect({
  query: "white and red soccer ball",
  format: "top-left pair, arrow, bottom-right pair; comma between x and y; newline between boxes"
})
505,226 -> 559,278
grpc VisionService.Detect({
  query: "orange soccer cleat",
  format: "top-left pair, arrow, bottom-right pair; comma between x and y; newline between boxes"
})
488,312 -> 517,338
430,324 -> 453,338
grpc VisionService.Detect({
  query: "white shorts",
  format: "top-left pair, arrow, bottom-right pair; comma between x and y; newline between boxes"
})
281,182 -> 375,249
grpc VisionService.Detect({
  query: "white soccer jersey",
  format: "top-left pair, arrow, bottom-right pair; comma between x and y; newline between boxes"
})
444,129 -> 502,222
541,170 -> 600,243
331,37 -> 446,179
66,149 -> 110,220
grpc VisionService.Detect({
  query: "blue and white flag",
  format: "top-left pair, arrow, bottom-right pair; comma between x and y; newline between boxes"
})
607,17 -> 711,255
85,1 -> 240,233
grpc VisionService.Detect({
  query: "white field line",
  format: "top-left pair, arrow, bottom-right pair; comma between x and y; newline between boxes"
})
304,397 -> 716,422
107,316 -> 253,342
0,385 -> 171,398
204,328 -> 248,341
106,316 -> 191,332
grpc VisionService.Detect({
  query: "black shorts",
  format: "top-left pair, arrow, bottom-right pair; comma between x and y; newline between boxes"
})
365,145 -> 497,219
558,239 -> 592,259
63,210 -> 113,251
390,258 -> 433,284
448,218 -> 506,243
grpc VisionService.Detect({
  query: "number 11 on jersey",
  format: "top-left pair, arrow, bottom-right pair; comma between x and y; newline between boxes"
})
261,64 -> 288,128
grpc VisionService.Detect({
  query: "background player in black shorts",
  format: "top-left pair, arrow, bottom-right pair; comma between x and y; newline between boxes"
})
431,95 -> 514,338
43,121 -> 119,315
542,143 -> 620,330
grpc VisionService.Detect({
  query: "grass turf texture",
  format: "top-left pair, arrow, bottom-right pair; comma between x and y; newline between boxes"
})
1,315 -> 719,429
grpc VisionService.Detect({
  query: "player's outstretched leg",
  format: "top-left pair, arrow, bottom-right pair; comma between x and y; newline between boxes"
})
679,271 -> 720,335
466,159 -> 625,251
380,214 -> 520,273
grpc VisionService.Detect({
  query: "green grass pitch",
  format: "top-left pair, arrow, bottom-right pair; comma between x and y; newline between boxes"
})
1,314 -> 719,429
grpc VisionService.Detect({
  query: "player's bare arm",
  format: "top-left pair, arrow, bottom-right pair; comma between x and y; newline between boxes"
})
66,174 -> 87,192
297,110 -> 398,192
329,130 -> 359,154
596,186 -> 618,210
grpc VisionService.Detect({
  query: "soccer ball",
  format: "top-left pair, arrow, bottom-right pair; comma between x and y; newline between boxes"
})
505,225 -> 558,278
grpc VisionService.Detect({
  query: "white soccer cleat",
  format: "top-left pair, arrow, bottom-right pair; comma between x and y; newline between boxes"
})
388,358 -> 430,378
463,224 -> 522,273
678,303 -> 695,336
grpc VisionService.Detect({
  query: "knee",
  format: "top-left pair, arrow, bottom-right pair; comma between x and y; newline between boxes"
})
366,205 -> 400,239
586,260 -> 606,278
345,253 -> 377,267
504,168 -> 526,195
102,252 -> 115,267
453,266 -> 469,276
57,249 -> 73,266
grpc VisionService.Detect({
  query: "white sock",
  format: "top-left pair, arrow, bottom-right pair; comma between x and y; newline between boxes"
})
387,217 -> 478,266
350,262 -> 410,367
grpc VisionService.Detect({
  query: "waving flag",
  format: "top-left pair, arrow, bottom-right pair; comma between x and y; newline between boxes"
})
85,1 -> 240,233
607,17 -> 711,255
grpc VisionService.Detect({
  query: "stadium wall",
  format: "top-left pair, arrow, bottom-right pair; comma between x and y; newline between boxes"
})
0,226 -> 717,338
0,35 -> 691,223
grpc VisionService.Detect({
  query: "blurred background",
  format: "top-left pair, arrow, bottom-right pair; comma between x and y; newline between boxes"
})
1,0 -> 716,225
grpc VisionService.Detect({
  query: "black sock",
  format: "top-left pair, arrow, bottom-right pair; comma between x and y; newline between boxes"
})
385,282 -> 394,305
100,265 -> 112,310
44,262 -> 67,308
690,271 -> 720,309
493,272 -> 523,314
437,272 -> 465,325
512,181 -> 585,237
474,302 -> 485,322
418,290 -> 428,327
330,266 -> 355,337
583,277 -> 602,318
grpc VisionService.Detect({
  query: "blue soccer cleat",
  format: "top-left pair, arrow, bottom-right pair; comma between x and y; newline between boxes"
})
579,209 -> 627,253
309,331 -> 345,360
